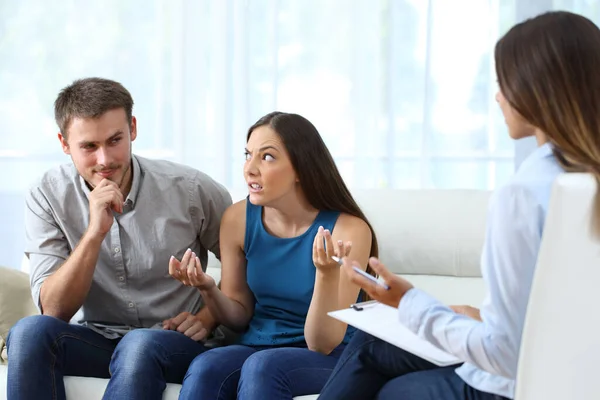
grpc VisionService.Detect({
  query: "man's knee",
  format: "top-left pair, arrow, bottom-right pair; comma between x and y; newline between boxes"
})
110,329 -> 160,366
7,315 -> 67,356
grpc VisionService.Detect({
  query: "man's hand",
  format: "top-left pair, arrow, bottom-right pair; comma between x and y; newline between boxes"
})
163,311 -> 210,342
450,305 -> 482,321
342,257 -> 414,308
87,179 -> 124,237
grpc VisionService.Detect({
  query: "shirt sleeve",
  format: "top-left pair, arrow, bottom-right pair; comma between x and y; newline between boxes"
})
25,186 -> 70,311
398,184 -> 544,379
190,171 -> 232,260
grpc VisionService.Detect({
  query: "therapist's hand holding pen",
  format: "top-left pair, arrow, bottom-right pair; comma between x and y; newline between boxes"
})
341,257 -> 414,308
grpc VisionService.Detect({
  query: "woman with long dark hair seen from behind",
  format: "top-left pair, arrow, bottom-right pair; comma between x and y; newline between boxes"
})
317,11 -> 600,400
171,112 -> 378,399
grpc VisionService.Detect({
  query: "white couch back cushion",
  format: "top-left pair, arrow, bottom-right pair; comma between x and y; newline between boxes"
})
353,189 -> 490,277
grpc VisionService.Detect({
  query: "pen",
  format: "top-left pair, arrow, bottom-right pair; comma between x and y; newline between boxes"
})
331,256 -> 390,290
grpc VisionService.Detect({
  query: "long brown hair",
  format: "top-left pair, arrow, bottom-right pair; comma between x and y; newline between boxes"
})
248,112 -> 379,291
495,11 -> 600,231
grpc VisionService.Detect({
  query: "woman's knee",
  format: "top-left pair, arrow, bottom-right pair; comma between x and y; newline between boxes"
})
185,347 -> 231,381
240,349 -> 284,380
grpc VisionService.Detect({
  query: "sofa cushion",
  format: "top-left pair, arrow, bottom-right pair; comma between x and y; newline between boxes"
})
0,266 -> 39,361
352,189 -> 490,277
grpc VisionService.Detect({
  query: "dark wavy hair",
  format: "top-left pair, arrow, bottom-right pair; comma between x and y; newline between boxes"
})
248,112 -> 379,283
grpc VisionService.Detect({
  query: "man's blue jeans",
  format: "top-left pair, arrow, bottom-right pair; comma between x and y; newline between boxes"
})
317,330 -> 509,400
6,315 -> 208,400
178,342 -> 345,400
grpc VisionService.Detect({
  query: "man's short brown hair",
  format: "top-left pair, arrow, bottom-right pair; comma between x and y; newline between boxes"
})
54,77 -> 134,137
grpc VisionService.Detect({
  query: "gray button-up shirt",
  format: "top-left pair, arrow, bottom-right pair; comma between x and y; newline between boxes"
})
25,155 -> 232,338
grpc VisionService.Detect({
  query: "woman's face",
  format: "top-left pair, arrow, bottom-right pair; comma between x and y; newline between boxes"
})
496,90 -> 535,140
244,125 -> 298,206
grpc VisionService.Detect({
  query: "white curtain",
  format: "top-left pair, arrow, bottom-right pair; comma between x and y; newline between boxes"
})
1,0 -> 599,269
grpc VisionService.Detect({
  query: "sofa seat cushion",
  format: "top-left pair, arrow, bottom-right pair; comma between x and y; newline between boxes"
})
0,364 -> 319,400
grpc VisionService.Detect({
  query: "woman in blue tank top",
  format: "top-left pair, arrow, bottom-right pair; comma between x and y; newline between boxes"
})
171,112 -> 379,399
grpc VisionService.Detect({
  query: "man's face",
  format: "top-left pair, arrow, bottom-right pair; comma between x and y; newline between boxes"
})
58,108 -> 137,190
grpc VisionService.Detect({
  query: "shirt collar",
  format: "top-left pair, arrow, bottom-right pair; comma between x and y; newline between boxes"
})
518,142 -> 554,172
126,155 -> 142,207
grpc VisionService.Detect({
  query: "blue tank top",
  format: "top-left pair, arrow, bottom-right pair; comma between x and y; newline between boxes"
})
240,200 -> 354,346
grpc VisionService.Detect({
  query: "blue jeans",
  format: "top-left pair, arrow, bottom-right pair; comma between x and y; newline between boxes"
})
318,330 -> 509,400
6,315 -> 209,400
178,342 -> 345,400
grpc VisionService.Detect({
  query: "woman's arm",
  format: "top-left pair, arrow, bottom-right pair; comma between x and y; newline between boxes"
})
170,200 -> 255,332
304,214 -> 372,354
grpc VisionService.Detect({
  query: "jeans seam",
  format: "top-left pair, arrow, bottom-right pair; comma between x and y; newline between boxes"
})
50,347 -> 57,400
220,368 -> 242,398
51,333 -> 115,381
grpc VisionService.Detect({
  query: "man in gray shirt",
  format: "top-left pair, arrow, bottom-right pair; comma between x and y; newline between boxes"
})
6,77 -> 232,400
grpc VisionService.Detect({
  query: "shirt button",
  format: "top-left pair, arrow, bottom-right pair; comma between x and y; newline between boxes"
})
114,247 -> 121,253
118,276 -> 125,281
128,302 -> 134,308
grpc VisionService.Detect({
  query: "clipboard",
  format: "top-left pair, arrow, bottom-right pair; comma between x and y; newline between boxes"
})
328,301 -> 461,367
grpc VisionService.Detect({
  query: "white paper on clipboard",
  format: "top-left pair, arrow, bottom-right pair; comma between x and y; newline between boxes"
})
329,301 -> 461,367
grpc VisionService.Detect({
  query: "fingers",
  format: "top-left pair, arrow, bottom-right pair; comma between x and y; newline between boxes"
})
449,305 -> 461,313
344,241 -> 352,257
312,229 -> 319,262
182,320 -> 207,340
176,315 -> 196,333
368,258 -> 394,280
169,255 -> 181,279
168,313 -> 208,341
335,240 -> 353,258
186,252 -> 197,274
170,250 -> 212,289
171,312 -> 190,327
323,227 -> 335,259
315,226 -> 326,262
342,259 -> 372,287
188,256 -> 207,286
190,328 -> 209,342
92,183 -> 124,213
178,249 -> 194,286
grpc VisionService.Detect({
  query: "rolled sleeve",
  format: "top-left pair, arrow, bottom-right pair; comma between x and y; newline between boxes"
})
191,172 -> 232,260
25,187 -> 69,310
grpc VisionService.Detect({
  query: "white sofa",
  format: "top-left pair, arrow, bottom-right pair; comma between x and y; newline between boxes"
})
1,189 -> 491,399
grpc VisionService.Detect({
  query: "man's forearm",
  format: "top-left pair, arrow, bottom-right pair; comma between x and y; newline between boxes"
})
40,231 -> 104,321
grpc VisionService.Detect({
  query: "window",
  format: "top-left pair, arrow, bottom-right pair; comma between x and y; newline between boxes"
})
1,0 -> 599,269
